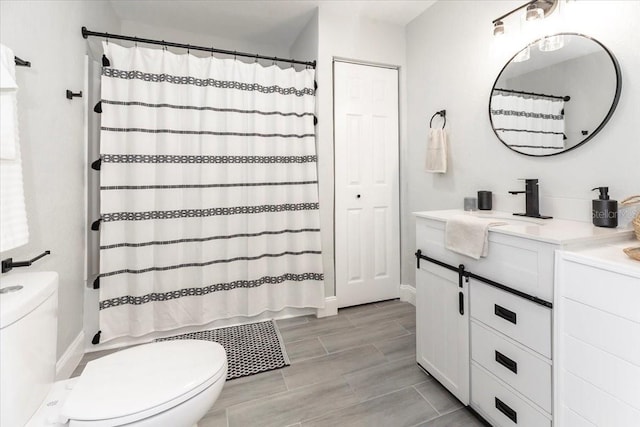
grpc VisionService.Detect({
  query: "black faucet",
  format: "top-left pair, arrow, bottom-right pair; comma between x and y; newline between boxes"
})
508,179 -> 553,219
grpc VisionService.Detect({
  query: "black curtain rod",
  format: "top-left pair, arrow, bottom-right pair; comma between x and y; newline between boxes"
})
15,56 -> 30,67
494,88 -> 570,102
81,27 -> 316,69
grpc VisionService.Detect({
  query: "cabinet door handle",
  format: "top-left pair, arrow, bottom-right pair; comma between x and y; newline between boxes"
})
495,397 -> 518,424
459,292 -> 464,315
494,304 -> 517,324
495,350 -> 518,374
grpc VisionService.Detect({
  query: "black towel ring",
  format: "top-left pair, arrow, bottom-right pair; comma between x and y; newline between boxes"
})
429,110 -> 446,129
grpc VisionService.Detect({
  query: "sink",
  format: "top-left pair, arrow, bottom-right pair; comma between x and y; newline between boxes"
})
470,212 -> 547,225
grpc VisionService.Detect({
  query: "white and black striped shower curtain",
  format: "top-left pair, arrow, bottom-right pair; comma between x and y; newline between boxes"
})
97,43 -> 324,341
491,92 -> 565,155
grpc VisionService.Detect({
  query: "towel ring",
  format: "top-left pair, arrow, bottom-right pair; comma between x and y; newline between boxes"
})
429,110 -> 446,129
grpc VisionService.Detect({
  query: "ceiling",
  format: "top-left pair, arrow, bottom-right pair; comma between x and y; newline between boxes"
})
109,0 -> 437,48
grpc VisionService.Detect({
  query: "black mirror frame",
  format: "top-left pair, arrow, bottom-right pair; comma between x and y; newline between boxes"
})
489,32 -> 622,157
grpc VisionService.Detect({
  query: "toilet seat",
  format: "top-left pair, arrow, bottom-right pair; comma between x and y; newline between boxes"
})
61,340 -> 226,426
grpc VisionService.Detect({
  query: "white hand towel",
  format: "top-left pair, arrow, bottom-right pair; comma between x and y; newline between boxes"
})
0,43 -> 29,252
425,128 -> 447,173
445,215 -> 506,259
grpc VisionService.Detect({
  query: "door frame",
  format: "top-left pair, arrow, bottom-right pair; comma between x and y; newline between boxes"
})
332,57 -> 402,307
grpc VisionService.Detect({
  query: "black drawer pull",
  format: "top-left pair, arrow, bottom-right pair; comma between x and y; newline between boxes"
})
495,350 -> 518,374
459,292 -> 464,315
494,304 -> 517,324
495,397 -> 518,424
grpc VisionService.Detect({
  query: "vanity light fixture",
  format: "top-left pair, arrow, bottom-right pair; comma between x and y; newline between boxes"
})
492,0 -> 559,37
525,3 -> 544,21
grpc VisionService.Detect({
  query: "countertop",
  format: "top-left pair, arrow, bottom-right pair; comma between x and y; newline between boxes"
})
558,238 -> 640,278
413,209 -> 634,246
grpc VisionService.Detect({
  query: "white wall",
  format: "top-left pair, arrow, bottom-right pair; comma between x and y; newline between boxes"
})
404,1 -> 640,289
316,5 -> 407,297
0,1 -> 121,359
120,20 -> 290,63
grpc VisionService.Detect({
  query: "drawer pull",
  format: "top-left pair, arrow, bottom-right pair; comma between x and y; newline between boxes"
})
494,304 -> 517,324
459,291 -> 464,315
495,350 -> 518,374
495,397 -> 518,424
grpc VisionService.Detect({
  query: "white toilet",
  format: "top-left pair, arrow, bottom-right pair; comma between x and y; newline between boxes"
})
0,272 -> 227,427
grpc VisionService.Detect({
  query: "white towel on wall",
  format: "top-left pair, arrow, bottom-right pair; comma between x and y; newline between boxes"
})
445,215 -> 506,259
0,44 -> 29,252
425,128 -> 447,173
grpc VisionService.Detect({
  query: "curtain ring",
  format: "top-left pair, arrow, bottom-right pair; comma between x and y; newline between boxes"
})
211,47 -> 214,57
162,40 -> 166,51
105,33 -> 109,45
233,51 -> 237,61
255,54 -> 258,63
134,36 -> 138,48
187,44 -> 190,54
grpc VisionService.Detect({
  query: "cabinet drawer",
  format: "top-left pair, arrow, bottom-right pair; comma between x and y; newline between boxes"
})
471,363 -> 551,427
416,218 -> 555,301
470,281 -> 551,358
471,321 -> 552,413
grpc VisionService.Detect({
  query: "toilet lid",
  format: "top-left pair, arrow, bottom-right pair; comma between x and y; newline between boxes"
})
61,340 -> 226,424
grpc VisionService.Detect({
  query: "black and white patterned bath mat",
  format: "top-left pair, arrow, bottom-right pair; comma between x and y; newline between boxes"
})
157,320 -> 290,380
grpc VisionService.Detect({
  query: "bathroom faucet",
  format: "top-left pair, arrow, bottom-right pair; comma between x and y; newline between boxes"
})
508,179 -> 553,219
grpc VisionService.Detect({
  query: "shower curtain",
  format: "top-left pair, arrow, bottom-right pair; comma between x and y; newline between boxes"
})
491,92 -> 565,155
98,43 -> 324,341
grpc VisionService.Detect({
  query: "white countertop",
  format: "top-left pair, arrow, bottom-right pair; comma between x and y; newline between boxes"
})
559,238 -> 640,278
413,209 -> 634,246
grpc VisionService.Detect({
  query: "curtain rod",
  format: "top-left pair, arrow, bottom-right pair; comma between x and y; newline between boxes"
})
81,27 -> 316,68
494,88 -> 570,102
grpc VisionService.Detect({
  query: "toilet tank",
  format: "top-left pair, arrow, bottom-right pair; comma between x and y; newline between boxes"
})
1,272 -> 58,427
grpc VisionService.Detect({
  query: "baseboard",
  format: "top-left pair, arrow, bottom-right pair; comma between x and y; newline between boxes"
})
399,284 -> 416,306
316,296 -> 338,318
56,331 -> 85,380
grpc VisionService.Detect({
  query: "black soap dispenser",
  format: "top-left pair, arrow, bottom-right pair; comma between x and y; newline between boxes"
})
591,187 -> 618,228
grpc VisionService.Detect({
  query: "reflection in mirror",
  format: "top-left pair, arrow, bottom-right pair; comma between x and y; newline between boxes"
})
489,33 -> 621,157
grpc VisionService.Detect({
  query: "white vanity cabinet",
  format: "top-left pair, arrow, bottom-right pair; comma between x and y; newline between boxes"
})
554,242 -> 640,427
414,210 -> 632,427
416,256 -> 470,404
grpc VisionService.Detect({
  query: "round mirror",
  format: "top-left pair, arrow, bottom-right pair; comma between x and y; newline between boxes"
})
489,33 -> 621,157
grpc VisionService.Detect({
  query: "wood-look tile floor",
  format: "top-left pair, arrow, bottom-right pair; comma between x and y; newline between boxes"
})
72,300 -> 488,427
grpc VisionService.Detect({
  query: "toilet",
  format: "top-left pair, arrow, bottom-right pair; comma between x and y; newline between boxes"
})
0,272 -> 227,427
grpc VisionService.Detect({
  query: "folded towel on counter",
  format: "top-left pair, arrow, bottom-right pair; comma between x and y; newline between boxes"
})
425,128 -> 447,173
445,215 -> 507,259
0,43 -> 29,252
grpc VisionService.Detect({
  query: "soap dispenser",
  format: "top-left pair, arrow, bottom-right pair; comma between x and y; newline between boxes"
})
592,187 -> 618,228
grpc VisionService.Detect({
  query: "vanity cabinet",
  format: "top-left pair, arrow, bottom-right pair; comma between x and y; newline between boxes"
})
416,260 -> 469,404
554,243 -> 640,426
414,210 -> 631,427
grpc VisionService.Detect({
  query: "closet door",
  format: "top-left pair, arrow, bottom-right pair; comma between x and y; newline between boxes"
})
334,61 -> 400,308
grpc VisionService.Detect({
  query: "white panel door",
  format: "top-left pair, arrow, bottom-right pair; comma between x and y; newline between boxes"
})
334,61 -> 400,308
416,265 -> 470,405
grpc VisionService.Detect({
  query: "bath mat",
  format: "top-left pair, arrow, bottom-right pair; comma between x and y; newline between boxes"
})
157,320 -> 290,380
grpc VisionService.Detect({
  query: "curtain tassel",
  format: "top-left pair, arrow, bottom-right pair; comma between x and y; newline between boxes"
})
102,54 -> 110,67
94,101 -> 102,113
93,276 -> 100,289
92,330 -> 101,345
